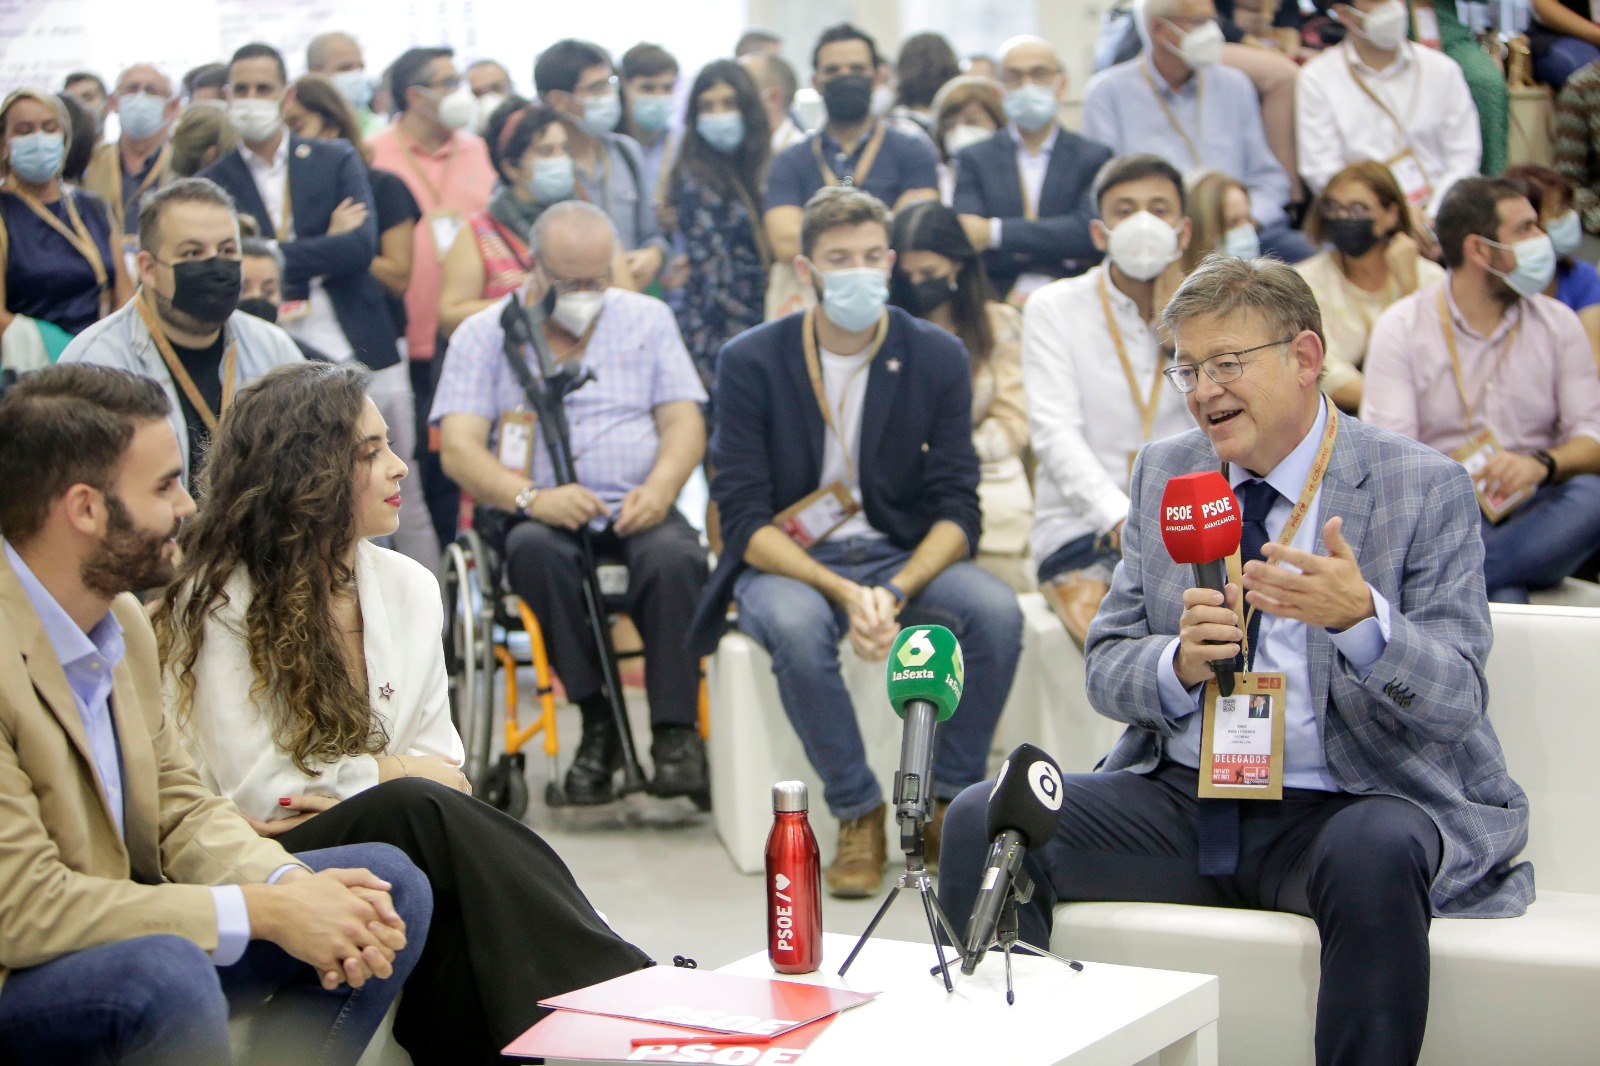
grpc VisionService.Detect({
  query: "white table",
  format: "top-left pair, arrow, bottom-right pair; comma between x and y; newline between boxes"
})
711,933 -> 1220,1066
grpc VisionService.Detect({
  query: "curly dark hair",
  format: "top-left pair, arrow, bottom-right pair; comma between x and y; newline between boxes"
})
154,361 -> 389,775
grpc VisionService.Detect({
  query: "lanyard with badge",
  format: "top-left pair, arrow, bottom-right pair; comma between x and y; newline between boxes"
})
1196,398 -> 1339,801
134,294 -> 238,431
1099,270 -> 1168,485
812,122 -> 887,190
771,307 -> 889,548
394,125 -> 463,260
1141,63 -> 1204,168
17,189 -> 112,319
1342,46 -> 1432,207
1435,289 -> 1529,522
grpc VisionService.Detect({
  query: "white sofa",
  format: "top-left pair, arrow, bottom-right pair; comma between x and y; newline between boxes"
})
1051,602 -> 1600,1065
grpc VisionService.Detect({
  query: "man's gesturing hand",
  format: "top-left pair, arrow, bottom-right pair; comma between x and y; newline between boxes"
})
244,867 -> 408,991
1243,516 -> 1374,632
1174,583 -> 1244,688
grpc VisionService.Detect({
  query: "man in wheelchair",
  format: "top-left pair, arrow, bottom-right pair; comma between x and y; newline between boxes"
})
433,201 -> 710,805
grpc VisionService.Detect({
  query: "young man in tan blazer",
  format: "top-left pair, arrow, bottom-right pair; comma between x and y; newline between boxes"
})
0,364 -> 432,1064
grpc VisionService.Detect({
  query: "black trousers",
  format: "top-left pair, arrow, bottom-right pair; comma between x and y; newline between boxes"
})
276,778 -> 652,1065
501,509 -> 708,728
410,355 -> 461,551
937,761 -> 1442,1066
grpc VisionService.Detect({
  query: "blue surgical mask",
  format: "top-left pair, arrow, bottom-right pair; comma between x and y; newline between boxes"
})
117,92 -> 169,140
631,93 -> 674,134
528,155 -> 575,203
1483,233 -> 1557,298
1546,209 -> 1583,256
8,131 -> 65,184
814,265 -> 889,333
582,90 -> 621,136
696,111 -> 746,153
1222,222 -> 1260,260
1003,83 -> 1058,133
332,69 -> 373,112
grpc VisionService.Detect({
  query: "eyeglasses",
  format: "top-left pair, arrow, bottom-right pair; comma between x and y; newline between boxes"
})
425,76 -> 462,92
575,75 -> 619,99
1163,338 -> 1292,393
1319,199 -> 1375,221
547,272 -> 611,295
999,66 -> 1062,89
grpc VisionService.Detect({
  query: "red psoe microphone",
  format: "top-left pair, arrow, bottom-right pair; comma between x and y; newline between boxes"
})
1160,472 -> 1243,696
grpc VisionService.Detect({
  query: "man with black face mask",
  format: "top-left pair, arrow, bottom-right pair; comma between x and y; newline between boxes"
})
763,23 -> 940,292
61,178 -> 302,489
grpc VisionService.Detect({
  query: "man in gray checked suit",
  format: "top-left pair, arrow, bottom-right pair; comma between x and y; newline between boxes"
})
939,255 -> 1532,1066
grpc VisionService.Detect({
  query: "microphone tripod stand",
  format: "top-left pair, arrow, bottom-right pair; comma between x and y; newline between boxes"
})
839,807 -> 967,993
932,867 -> 1083,1004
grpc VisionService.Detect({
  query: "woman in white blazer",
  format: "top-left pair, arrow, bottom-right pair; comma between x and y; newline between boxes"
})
154,362 -> 651,1066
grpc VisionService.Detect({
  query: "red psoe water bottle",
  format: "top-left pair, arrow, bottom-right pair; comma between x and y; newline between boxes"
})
766,780 -> 822,974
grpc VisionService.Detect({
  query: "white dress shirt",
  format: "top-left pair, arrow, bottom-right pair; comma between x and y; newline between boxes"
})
989,124 -> 1060,300
1023,265 -> 1193,562
1296,41 -> 1481,217
239,140 -> 354,360
177,540 -> 465,820
818,345 -> 882,541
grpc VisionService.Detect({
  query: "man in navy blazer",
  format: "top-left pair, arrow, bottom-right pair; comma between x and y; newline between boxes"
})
938,256 -> 1531,1066
952,37 -> 1113,301
688,188 -> 1023,899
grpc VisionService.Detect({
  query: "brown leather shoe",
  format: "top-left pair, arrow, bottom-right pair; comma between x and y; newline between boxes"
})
924,797 -> 950,871
825,803 -> 887,898
1043,571 -> 1111,649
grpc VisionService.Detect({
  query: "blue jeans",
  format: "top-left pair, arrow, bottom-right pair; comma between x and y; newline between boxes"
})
734,537 -> 1024,819
1480,474 -> 1600,602
0,844 -> 431,1066
1035,532 -> 1121,585
1533,36 -> 1600,90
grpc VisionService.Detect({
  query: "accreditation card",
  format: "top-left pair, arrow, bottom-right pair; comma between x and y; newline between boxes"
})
1451,427 -> 1533,524
1198,672 -> 1287,800
497,409 -> 537,477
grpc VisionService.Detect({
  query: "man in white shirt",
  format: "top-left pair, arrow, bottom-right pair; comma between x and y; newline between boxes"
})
1297,0 -> 1482,217
1024,154 -> 1197,643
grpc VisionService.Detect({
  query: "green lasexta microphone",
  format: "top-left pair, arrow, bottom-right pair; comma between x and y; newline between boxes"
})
885,625 -> 964,841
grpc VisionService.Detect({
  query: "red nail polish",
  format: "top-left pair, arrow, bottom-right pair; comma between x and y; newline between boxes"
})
279,797 -> 292,806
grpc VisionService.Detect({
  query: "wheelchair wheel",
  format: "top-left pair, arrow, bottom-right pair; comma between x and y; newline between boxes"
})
442,541 -> 477,730
480,752 -> 529,820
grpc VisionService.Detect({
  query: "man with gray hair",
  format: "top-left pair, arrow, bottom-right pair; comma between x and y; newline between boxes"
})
432,201 -> 710,806
939,254 -> 1531,1064
83,63 -> 181,236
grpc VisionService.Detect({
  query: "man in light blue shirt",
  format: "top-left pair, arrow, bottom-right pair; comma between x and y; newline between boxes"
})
0,364 -> 431,1065
1082,0 -> 1315,262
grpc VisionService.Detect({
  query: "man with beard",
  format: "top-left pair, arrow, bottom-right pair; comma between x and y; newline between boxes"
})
61,177 -> 301,489
1362,177 -> 1600,602
0,364 -> 430,1063
763,23 -> 940,269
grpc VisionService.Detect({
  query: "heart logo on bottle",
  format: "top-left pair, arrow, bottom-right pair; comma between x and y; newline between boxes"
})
774,873 -> 792,891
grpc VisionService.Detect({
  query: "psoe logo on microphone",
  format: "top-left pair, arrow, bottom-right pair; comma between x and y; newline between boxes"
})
1028,760 -> 1064,812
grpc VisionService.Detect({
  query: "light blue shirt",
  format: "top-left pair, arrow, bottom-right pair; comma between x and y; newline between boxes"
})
1154,402 -> 1393,790
5,541 -> 265,965
1082,54 -> 1290,230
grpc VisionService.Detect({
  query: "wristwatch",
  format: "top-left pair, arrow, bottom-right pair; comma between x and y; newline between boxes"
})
514,484 -> 540,515
1533,450 -> 1559,485
880,580 -> 908,608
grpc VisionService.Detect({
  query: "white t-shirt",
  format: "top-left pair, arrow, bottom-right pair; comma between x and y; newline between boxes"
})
818,345 -> 883,541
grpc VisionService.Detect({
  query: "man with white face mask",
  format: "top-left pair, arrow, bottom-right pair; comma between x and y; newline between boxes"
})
951,36 -> 1113,302
688,187 -> 1024,899
1297,0 -> 1481,219
305,31 -> 385,136
83,64 -> 179,239
1084,0 -> 1313,262
433,200 -> 710,807
1364,177 -> 1600,602
1022,154 -> 1197,644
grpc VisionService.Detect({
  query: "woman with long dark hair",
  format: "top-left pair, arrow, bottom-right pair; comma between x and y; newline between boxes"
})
153,362 -> 651,1066
665,60 -> 772,388
888,200 -> 1032,591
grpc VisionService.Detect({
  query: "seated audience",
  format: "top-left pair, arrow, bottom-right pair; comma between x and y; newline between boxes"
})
889,200 -> 1033,593
1296,0 -> 1480,219
157,361 -> 653,1066
952,36 -> 1112,303
665,60 -> 772,390
1362,177 -> 1600,601
305,31 -> 387,135
1082,0 -> 1313,261
618,43 -> 682,198
0,89 -> 132,365
939,253 -> 1531,1066
84,63 -> 180,237
1182,168 -> 1258,268
1553,60 -> 1600,236
434,202 -> 710,806
61,179 -> 302,488
688,187 -> 1024,898
168,102 -> 238,179
1504,162 -> 1600,364
0,363 -> 428,1066
1023,154 -> 1196,644
1295,160 -> 1443,411
889,32 -> 962,138
536,39 -> 669,290
738,50 -> 805,154
1528,0 -> 1600,89
929,75 -> 1005,203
